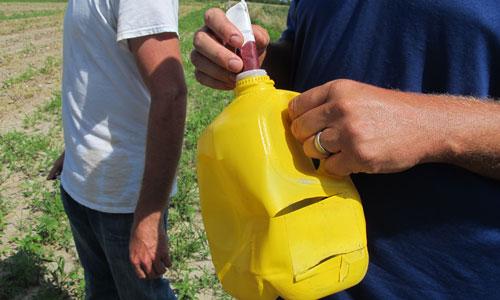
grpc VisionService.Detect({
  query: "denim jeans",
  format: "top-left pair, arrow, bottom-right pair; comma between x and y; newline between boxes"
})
61,186 -> 177,300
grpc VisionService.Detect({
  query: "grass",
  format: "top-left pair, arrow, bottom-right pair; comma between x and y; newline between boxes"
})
0,9 -> 65,20
2,56 -> 62,88
0,0 -> 67,2
0,1 -> 289,299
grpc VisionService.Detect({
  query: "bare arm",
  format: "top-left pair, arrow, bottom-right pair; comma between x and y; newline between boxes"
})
47,151 -> 65,180
432,94 -> 500,179
128,32 -> 187,279
288,79 -> 500,180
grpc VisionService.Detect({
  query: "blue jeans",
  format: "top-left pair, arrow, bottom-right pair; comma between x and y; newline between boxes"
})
61,186 -> 177,300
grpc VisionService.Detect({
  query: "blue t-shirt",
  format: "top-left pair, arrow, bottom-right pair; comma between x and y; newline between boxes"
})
282,1 -> 500,299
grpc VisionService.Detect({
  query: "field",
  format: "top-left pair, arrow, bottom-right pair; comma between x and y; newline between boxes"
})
0,1 -> 288,299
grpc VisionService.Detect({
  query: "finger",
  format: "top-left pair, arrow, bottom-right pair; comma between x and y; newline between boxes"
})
288,83 -> 330,120
163,257 -> 172,269
193,28 -> 243,73
131,260 -> 147,279
141,261 -> 160,279
303,135 -> 330,159
290,105 -> 330,143
194,69 -> 235,90
162,249 -> 173,268
190,50 -> 237,85
303,128 -> 341,158
47,169 -> 57,180
47,167 -> 62,180
132,252 -> 154,279
323,152 -> 354,177
152,258 -> 166,276
204,8 -> 244,48
150,236 -> 169,276
252,25 -> 270,55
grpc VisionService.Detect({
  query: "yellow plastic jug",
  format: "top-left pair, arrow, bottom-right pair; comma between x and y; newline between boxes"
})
196,71 -> 368,300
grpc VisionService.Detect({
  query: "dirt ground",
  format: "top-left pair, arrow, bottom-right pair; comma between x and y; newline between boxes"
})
0,1 -> 66,242
0,3 -> 69,299
0,2 -> 66,133
0,2 -> 223,299
0,1 -> 205,132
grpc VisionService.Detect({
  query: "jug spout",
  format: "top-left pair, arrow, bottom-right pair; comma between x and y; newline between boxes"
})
234,70 -> 276,97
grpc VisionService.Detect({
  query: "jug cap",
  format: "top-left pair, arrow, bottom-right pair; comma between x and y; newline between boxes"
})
236,69 -> 267,81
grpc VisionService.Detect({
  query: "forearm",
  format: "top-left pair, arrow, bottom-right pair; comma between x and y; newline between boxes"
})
426,95 -> 500,180
134,90 -> 187,222
129,32 -> 188,224
261,39 -> 293,90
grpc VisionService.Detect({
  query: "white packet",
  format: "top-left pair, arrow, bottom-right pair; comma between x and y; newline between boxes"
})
226,0 -> 255,45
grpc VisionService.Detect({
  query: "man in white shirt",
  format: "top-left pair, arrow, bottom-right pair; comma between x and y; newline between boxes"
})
48,0 -> 186,298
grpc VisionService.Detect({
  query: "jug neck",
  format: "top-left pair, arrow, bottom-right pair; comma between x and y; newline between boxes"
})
234,69 -> 275,97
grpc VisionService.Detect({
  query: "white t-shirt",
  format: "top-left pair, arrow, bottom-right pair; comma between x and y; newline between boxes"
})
61,0 -> 179,213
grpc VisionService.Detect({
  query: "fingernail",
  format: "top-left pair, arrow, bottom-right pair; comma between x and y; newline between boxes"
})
230,35 -> 242,46
228,59 -> 242,72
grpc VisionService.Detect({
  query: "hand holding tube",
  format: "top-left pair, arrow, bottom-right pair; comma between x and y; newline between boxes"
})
191,7 -> 270,90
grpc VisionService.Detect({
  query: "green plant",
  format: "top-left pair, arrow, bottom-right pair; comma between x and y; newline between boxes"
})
0,0 -> 67,2
172,272 -> 198,299
21,42 -> 36,55
0,131 -> 52,173
2,56 -> 62,88
0,194 -> 5,235
0,241 -> 45,299
39,255 -> 81,298
0,9 -> 65,21
249,4 -> 288,40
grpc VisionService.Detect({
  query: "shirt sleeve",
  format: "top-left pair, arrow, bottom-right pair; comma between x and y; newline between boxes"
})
281,0 -> 298,41
116,0 -> 178,42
